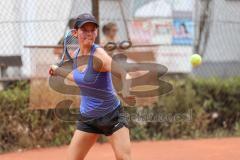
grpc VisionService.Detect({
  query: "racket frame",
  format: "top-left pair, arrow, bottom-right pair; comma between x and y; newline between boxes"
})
49,29 -> 76,75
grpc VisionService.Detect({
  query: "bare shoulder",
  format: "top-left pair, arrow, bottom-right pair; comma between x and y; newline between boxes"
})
93,47 -> 112,72
94,47 -> 110,59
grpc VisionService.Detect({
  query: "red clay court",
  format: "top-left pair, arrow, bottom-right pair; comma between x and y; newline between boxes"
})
0,138 -> 240,160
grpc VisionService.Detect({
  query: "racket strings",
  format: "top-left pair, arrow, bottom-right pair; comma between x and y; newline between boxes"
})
65,34 -> 79,54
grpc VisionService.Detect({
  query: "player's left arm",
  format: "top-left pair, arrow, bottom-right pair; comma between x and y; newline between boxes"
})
93,48 -> 132,97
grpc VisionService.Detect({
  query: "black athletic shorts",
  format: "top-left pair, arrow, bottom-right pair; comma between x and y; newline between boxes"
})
76,105 -> 128,136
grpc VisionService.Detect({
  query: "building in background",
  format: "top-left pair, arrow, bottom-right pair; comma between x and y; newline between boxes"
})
0,0 -> 239,80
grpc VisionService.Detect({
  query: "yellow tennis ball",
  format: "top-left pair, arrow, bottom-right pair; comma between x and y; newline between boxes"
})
191,54 -> 202,67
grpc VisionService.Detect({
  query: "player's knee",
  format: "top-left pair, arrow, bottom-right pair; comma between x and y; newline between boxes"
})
67,145 -> 86,160
67,153 -> 85,160
116,150 -> 131,160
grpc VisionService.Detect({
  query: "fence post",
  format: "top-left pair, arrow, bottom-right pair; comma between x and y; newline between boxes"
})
92,0 -> 100,44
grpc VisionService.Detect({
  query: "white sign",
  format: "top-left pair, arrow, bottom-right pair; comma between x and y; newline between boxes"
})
155,46 -> 192,73
129,19 -> 172,45
151,19 -> 172,44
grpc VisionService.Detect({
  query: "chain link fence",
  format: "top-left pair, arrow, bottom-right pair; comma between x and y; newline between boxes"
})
0,0 -> 240,107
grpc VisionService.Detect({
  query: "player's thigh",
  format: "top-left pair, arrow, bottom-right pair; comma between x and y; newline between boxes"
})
68,130 -> 100,160
108,127 -> 131,160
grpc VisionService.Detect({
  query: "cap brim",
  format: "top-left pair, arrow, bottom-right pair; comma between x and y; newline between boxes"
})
78,20 -> 99,28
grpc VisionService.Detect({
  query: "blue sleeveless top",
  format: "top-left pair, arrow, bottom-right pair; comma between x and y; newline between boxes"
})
73,44 -> 120,118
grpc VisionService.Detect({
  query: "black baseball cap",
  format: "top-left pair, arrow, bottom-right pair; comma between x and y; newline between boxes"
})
74,13 -> 99,29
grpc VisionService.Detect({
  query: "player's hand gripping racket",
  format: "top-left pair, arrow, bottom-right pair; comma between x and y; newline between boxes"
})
49,29 -> 78,76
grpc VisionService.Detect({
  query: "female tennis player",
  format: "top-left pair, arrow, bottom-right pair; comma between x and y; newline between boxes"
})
50,13 -> 135,160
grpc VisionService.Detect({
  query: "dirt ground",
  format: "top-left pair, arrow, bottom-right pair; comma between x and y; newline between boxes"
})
1,138 -> 240,160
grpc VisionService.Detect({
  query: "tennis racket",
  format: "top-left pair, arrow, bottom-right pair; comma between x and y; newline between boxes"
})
49,29 -> 78,75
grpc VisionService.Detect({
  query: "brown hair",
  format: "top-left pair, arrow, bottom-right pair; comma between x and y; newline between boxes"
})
68,18 -> 76,29
102,22 -> 117,35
